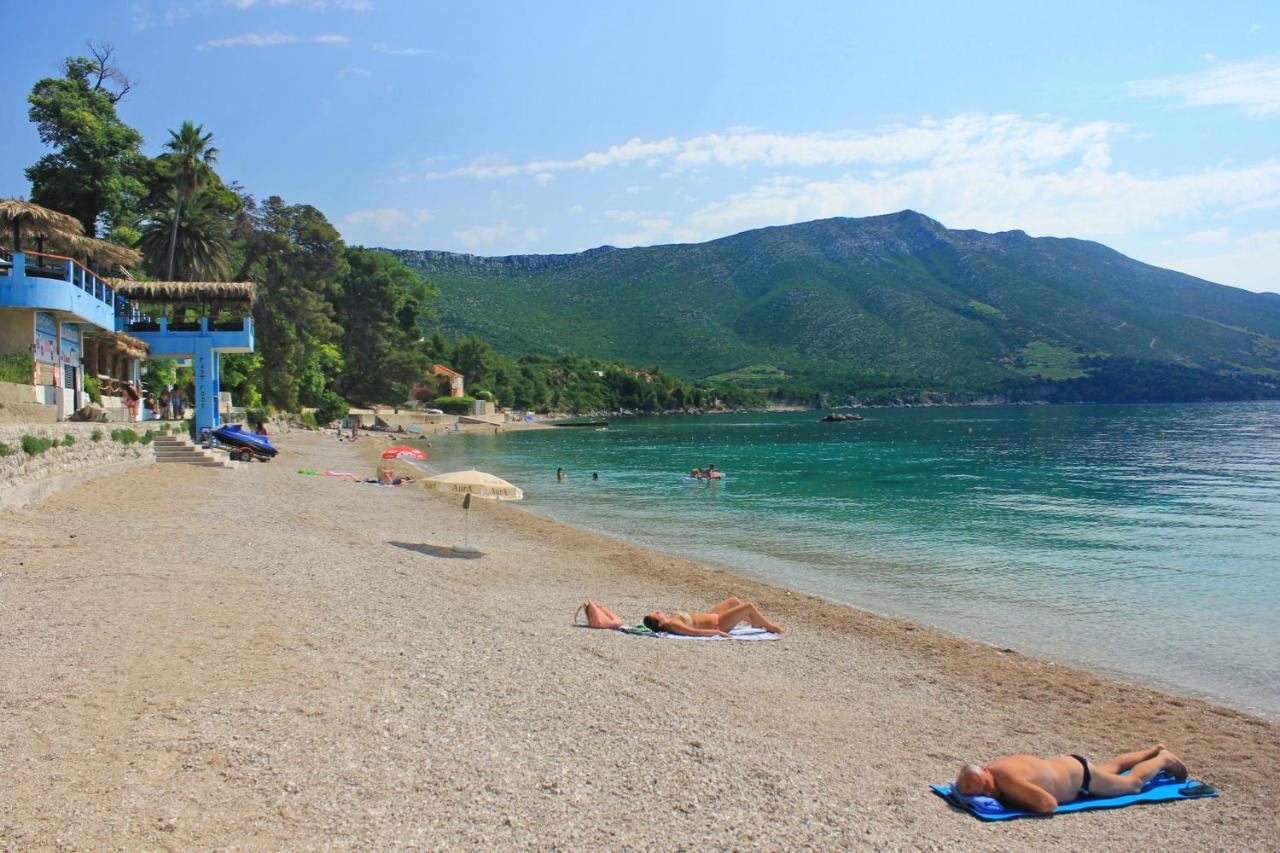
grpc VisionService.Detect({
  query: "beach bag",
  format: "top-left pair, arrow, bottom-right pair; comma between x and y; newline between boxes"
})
575,600 -> 623,629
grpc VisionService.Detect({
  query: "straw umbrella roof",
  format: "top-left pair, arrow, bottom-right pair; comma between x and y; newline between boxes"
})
39,231 -> 143,268
0,199 -> 85,245
83,329 -> 150,360
108,279 -> 257,305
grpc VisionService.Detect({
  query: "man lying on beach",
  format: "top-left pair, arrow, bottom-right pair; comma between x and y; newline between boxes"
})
955,745 -> 1188,814
644,596 -> 785,637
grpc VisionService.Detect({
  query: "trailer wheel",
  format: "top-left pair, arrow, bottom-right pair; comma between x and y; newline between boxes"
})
238,448 -> 254,462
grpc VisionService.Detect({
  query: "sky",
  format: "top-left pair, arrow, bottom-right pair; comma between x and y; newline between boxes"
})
1,1 -> 1278,293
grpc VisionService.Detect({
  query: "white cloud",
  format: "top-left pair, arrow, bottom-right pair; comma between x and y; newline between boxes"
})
625,185 -> 650,194
338,66 -> 371,78
1131,56 -> 1280,116
345,207 -> 433,234
198,32 -> 298,49
226,0 -> 371,10
372,42 -> 432,56
534,172 -> 556,186
453,222 -> 547,251
197,31 -> 353,48
426,115 -> 1122,180
1160,229 -> 1280,292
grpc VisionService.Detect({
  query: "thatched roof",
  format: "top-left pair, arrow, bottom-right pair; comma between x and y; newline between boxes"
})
108,279 -> 257,305
0,199 -> 85,240
38,231 -> 142,268
84,330 -> 149,360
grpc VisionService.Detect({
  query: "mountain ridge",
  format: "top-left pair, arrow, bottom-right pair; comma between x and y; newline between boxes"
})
385,211 -> 1280,399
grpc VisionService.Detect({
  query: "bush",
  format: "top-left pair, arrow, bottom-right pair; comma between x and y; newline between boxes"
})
21,435 -> 53,455
91,428 -> 103,442
83,375 -> 102,404
0,441 -> 11,457
61,434 -> 76,447
300,411 -> 319,429
313,390 -> 348,427
141,430 -> 155,445
110,429 -> 138,445
432,395 -> 477,414
0,351 -> 34,385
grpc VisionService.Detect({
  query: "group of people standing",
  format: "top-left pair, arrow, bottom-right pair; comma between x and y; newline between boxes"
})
122,383 -> 185,422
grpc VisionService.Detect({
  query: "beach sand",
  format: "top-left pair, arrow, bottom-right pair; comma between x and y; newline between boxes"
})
1,431 -> 1276,849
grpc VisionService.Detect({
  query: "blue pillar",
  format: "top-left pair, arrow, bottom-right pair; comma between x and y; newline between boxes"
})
212,351 -> 222,427
193,338 -> 218,437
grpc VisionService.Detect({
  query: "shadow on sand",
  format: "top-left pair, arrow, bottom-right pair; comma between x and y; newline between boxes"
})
388,541 -> 483,560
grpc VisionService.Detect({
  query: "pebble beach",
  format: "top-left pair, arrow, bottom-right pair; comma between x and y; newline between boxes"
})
1,431 -> 1277,849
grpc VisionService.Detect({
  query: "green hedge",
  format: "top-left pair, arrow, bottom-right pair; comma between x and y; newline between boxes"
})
0,351 -> 34,385
110,429 -> 139,445
0,441 -> 12,457
83,374 -> 103,404
61,434 -> 76,447
432,395 -> 476,414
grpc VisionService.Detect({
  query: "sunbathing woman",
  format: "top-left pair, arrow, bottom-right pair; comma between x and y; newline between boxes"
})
643,596 -> 784,636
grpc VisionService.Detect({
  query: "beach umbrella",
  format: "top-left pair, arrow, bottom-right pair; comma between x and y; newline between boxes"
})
422,469 -> 524,554
0,199 -> 84,253
381,444 -> 428,461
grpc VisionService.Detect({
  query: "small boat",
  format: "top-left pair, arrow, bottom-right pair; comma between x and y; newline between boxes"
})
211,423 -> 279,462
548,417 -> 609,427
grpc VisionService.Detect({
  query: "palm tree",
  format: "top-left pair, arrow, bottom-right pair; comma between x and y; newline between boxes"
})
162,121 -> 218,280
142,189 -> 231,281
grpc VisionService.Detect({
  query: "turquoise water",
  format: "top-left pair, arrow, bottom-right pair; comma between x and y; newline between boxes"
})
421,402 -> 1280,716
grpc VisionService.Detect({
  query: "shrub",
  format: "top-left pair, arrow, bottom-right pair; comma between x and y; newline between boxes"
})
21,435 -> 53,455
0,441 -> 11,457
432,395 -> 477,414
110,429 -> 138,445
91,428 -> 103,442
61,434 -> 76,447
313,390 -> 348,427
141,430 -> 155,445
83,375 -> 103,404
0,351 -> 34,385
300,411 -> 319,429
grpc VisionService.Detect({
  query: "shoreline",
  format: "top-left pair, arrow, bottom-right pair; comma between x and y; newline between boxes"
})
455,496 -> 1279,721
379,433 -> 1277,721
1,430 -> 1275,847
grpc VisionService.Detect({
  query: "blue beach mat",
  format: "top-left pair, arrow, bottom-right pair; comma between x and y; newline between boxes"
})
931,772 -> 1217,820
620,624 -> 779,641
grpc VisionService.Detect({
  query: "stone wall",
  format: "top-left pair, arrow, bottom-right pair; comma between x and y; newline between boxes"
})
0,422 -> 157,510
0,380 -> 56,424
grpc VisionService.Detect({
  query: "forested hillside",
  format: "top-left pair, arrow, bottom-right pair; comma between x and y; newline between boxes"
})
391,211 -> 1280,402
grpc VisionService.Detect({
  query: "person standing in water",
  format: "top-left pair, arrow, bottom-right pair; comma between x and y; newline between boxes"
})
557,467 -> 566,483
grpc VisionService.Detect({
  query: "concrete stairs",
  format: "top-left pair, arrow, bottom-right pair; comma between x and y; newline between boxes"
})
152,434 -> 238,468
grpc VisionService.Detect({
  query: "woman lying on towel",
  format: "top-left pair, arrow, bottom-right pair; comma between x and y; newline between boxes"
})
644,596 -> 784,636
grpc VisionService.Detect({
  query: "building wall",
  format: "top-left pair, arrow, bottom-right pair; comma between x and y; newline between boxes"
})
0,309 -> 33,359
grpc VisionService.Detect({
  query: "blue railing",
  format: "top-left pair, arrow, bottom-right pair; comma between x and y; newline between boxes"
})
0,250 -> 119,330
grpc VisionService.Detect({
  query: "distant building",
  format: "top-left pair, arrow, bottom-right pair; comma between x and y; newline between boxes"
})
413,363 -> 465,402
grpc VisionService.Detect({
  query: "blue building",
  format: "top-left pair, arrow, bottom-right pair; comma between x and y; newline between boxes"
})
1,247 -> 255,434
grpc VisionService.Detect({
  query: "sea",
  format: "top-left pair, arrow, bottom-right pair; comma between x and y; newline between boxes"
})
418,401 -> 1280,717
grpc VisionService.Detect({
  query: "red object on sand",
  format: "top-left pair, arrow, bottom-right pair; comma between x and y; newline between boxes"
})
381,445 -> 428,460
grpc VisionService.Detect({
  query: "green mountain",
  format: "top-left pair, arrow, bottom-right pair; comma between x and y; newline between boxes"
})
386,211 -> 1280,400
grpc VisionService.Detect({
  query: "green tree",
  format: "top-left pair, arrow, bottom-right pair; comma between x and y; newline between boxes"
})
333,248 -> 438,406
160,121 -> 219,279
241,197 -> 346,411
25,44 -> 146,237
140,189 -> 233,280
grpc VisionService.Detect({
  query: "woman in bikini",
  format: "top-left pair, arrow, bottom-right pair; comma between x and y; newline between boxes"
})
643,596 -> 784,636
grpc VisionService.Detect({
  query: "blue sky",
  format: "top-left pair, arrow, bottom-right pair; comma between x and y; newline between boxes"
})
2,1 -> 1278,292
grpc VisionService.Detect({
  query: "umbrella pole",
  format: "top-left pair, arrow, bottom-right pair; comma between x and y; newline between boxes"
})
463,502 -> 470,550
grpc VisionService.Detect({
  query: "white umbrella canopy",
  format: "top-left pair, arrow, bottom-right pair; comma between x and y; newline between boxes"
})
421,469 -> 523,555
422,469 -> 524,501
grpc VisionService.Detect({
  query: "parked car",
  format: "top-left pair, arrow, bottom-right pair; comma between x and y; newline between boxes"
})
423,408 -> 444,414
